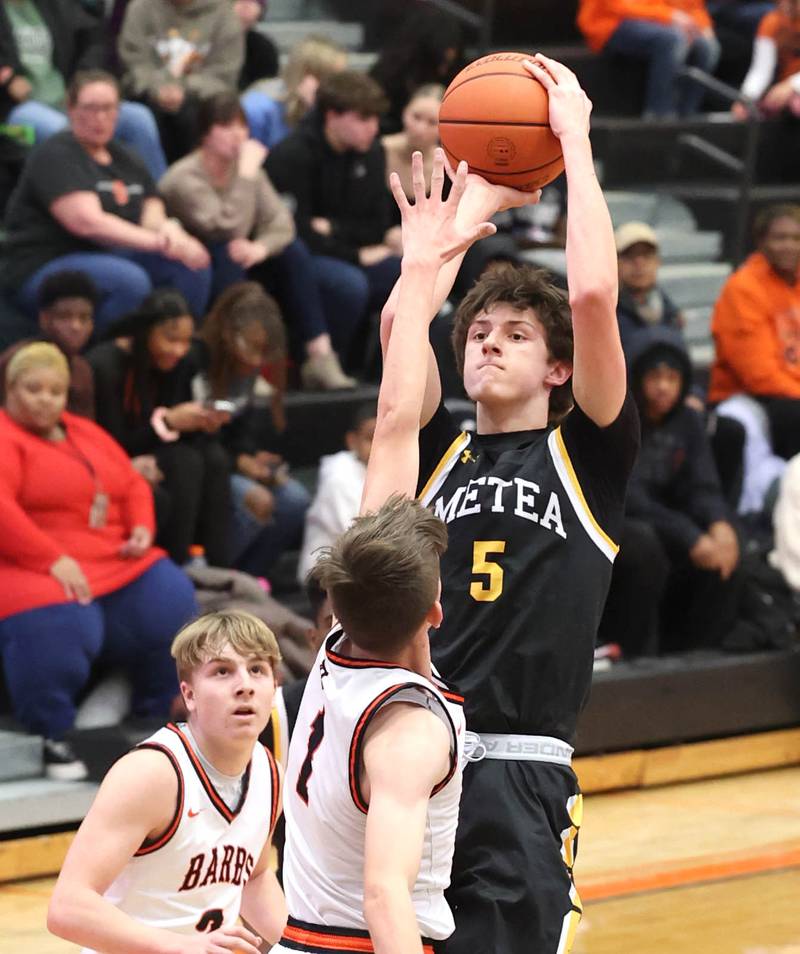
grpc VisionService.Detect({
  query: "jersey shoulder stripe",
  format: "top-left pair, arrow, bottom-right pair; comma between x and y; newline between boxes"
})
132,742 -> 184,856
347,682 -> 459,815
418,431 -> 471,505
548,427 -> 619,562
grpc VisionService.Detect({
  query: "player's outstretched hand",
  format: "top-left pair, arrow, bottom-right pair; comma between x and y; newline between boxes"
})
389,148 -> 496,266
182,924 -> 262,953
439,151 -> 542,214
524,53 -> 592,141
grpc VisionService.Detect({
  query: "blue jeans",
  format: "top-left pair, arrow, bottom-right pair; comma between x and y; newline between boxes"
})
210,238 -> 370,362
605,19 -> 722,116
230,473 -> 310,576
18,249 -> 212,331
0,559 -> 197,738
6,99 -> 167,180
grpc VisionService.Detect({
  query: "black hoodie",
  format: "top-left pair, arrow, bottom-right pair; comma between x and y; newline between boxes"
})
265,110 -> 391,265
626,326 -> 729,553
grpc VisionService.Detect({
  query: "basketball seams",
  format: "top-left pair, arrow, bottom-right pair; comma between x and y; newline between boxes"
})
439,119 -> 550,128
441,67 -> 537,103
440,145 -> 563,178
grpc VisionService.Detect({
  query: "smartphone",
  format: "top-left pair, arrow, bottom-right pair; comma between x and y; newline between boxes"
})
207,399 -> 238,414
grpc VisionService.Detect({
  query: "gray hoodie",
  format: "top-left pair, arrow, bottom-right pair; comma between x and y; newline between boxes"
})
118,0 -> 243,100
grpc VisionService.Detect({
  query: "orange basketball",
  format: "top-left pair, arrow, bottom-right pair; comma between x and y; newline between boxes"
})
438,52 -> 564,191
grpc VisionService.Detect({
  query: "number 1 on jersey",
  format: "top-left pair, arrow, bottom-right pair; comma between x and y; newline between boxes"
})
470,541 -> 506,602
296,708 -> 325,805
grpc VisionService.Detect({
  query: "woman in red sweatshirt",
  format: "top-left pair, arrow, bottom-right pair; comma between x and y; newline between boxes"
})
0,342 -> 197,780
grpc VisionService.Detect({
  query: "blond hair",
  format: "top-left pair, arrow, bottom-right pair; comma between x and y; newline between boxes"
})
282,35 -> 347,127
408,83 -> 445,104
313,495 -> 447,656
6,342 -> 70,389
171,610 -> 281,681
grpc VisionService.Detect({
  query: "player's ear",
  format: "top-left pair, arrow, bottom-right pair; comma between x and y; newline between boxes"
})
180,679 -> 196,714
426,599 -> 444,630
545,359 -> 572,388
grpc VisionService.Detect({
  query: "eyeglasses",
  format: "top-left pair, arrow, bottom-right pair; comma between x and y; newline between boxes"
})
74,102 -> 119,115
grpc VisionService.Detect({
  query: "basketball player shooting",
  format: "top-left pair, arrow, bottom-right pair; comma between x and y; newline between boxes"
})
380,55 -> 640,954
270,160 -> 495,954
47,611 -> 286,954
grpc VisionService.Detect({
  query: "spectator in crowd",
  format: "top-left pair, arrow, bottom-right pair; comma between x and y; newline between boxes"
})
0,270 -> 98,418
266,71 -> 402,374
600,327 -> 741,656
160,92 -> 355,388
709,204 -> 800,458
117,0 -> 244,161
710,0 -> 779,38
87,289 -> 232,568
577,0 -> 720,117
242,34 -> 347,150
0,0 -> 167,179
369,4 -> 462,132
615,221 -> 684,349
234,0 -> 279,91
382,83 -> 445,223
2,71 -> 211,330
192,282 -> 311,578
735,0 -> 800,118
296,400 -> 376,583
0,342 -> 196,780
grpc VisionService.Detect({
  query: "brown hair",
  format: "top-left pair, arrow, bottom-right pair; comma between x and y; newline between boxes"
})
312,495 -> 447,656
317,70 -> 389,119
282,35 -> 347,127
451,263 -> 574,423
67,69 -> 119,106
753,203 -> 800,245
197,90 -> 248,143
201,282 -> 286,399
171,610 -> 281,682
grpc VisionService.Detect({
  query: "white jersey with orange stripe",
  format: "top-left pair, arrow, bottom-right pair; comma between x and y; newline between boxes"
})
281,628 -> 466,941
81,722 -> 280,951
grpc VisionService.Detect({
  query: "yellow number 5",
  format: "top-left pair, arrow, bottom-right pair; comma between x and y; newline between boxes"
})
470,541 -> 506,602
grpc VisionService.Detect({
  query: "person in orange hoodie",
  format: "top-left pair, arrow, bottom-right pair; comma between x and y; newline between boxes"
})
577,0 -> 720,116
709,204 -> 800,459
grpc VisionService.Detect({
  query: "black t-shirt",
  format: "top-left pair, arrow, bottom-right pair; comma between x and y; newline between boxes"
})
3,129 -> 156,286
416,394 -> 640,742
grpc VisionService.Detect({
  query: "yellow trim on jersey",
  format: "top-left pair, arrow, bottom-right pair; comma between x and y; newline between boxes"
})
549,427 -> 619,562
418,431 -> 472,505
270,706 -> 282,766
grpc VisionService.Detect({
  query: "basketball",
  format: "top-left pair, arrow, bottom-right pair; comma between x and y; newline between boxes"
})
438,52 -> 564,191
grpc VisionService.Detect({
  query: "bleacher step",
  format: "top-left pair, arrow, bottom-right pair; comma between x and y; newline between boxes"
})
0,730 -> 41,781
259,20 -> 364,53
0,778 -> 97,833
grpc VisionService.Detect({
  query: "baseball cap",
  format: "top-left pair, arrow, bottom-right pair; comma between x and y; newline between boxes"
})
615,222 -> 659,254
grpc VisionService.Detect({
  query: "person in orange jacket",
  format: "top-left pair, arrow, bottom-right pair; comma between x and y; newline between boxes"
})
576,0 -> 720,117
709,204 -> 800,459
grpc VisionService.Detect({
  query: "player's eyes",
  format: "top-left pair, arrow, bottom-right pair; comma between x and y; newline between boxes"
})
250,664 -> 264,674
510,333 -> 526,341
215,667 -> 229,676
472,331 -> 486,340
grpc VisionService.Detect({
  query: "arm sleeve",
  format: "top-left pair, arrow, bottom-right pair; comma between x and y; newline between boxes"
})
117,0 -> 170,98
741,36 -> 778,100
558,391 -> 641,540
0,442 -> 64,571
87,349 -> 160,456
415,402 -> 462,498
28,138 -> 96,207
182,10 -> 244,98
252,174 -> 295,256
266,141 -> 360,263
625,470 -> 704,552
712,279 -> 800,398
682,410 -> 730,530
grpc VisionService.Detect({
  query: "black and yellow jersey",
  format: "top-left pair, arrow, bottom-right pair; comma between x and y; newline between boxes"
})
417,393 -> 639,742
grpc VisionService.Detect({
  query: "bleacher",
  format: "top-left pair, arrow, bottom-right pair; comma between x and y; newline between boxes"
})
2,0 -> 800,887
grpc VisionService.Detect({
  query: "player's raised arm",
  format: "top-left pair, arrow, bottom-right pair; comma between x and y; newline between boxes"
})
48,750 -> 262,954
526,54 -> 626,427
361,703 -> 452,954
361,149 -> 496,514
379,170 -> 541,430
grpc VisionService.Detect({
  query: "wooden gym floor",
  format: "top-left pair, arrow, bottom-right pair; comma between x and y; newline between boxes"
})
3,766 -> 799,953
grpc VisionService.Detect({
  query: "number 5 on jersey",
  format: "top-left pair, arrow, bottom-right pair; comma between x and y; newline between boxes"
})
296,708 -> 325,805
470,541 -> 506,602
